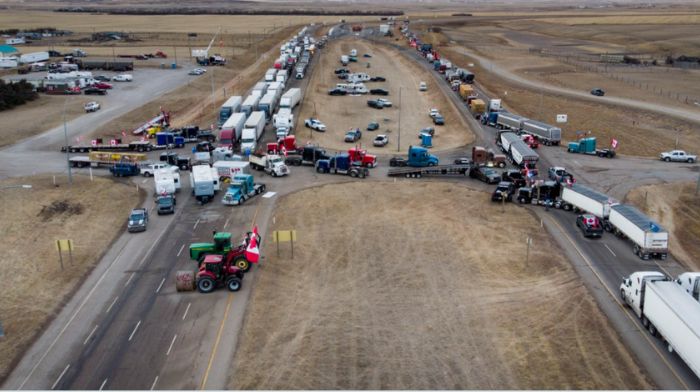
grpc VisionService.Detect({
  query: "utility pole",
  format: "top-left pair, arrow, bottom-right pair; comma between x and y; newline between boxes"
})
525,237 -> 532,267
63,98 -> 72,185
397,87 -> 402,152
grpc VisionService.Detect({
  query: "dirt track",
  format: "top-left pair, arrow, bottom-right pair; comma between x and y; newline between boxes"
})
230,181 -> 651,389
296,36 -> 474,154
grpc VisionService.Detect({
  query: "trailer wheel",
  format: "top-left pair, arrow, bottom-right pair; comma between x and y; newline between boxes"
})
405,173 -> 411,178
648,323 -> 658,337
350,171 -> 357,178
642,316 -> 649,328
498,162 -> 506,168
416,173 -> 422,178
226,277 -> 242,292
234,256 -> 251,272
197,277 -> 216,293
620,289 -> 626,303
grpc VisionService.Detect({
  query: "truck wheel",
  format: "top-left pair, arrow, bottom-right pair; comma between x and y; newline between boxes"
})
498,162 -> 506,168
648,323 -> 658,337
359,172 -> 366,178
197,277 -> 216,293
688,158 -> 695,163
226,277 -> 242,292
350,171 -> 357,177
234,257 -> 251,272
642,316 -> 649,328
518,197 -> 525,204
620,289 -> 626,303
664,157 -> 671,162
316,166 -> 323,173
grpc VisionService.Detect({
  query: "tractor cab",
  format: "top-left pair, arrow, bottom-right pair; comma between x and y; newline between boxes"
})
196,254 -> 244,293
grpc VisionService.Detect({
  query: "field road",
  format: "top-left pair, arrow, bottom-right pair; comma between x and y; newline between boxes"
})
354,26 -> 700,388
0,66 -> 198,180
447,46 -> 700,126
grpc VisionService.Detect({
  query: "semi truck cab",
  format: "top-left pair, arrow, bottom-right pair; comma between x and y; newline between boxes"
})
620,271 -> 667,318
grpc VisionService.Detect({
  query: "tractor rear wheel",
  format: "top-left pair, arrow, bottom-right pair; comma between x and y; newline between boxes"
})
226,277 -> 242,292
197,277 -> 216,293
234,256 -> 251,272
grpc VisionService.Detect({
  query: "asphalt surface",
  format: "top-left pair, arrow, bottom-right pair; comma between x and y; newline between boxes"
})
4,23 -> 700,390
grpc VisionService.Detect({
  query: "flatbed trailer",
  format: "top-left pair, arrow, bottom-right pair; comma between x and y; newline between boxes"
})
61,142 -> 165,153
387,164 -> 470,178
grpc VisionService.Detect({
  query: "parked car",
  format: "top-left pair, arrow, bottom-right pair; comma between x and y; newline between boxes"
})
373,134 -> 389,147
548,166 -> 574,183
376,98 -> 392,107
156,194 -> 176,215
337,73 -> 348,80
84,87 -> 107,95
141,162 -> 178,177
420,127 -> 435,137
370,88 -> 389,96
188,68 -> 206,75
469,166 -> 500,184
112,74 -> 133,82
576,214 -> 604,238
328,88 -> 347,96
84,101 -> 100,112
453,157 -> 472,165
127,208 -> 149,232
491,181 -> 516,202
370,76 -> 386,82
367,122 -> 379,131
590,88 -> 605,96
344,128 -> 362,142
334,68 -> 350,74
94,75 -> 111,82
429,108 -> 441,118
419,81 -> 427,91
367,99 -> 384,109
304,118 -> 327,132
433,114 -> 445,125
92,82 -> 112,89
659,150 -> 696,163
363,53 -> 372,58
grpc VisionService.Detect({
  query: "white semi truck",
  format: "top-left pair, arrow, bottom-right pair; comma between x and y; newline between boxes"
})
621,271 -> 700,379
249,153 -> 289,177
560,183 -> 618,221
240,111 -> 266,153
609,204 -> 669,260
676,272 -> 700,302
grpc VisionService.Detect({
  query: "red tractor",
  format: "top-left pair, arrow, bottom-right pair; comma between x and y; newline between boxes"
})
347,147 -> 377,168
195,254 -> 244,293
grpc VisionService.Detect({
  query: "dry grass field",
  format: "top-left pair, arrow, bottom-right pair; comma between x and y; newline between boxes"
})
230,181 -> 652,389
626,182 -> 700,270
0,175 -> 141,383
296,36 -> 474,154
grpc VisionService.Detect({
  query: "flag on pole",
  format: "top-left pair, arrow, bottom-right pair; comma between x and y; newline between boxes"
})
245,233 -> 260,263
611,138 -> 619,149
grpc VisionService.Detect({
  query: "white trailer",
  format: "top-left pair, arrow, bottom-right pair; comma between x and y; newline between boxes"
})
560,183 -> 618,219
189,165 -> 215,204
154,169 -> 179,195
509,140 -> 539,167
273,108 -> 294,138
218,95 -> 242,126
675,272 -> 700,302
241,94 -> 261,116
266,81 -> 283,97
499,131 -> 520,153
213,160 -> 251,179
241,111 -> 266,153
496,111 -> 527,131
379,24 -> 390,34
19,51 -> 49,64
609,204 -> 669,260
220,112 -> 247,146
340,55 -> 349,65
265,68 -> 277,82
521,119 -> 561,146
211,147 -> 242,163
258,91 -> 278,119
279,88 -> 301,109
621,272 -> 700,379
252,81 -> 268,96
275,72 -> 287,86
348,73 -> 370,83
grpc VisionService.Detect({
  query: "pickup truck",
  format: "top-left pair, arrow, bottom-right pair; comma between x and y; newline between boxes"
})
660,150 -> 696,163
156,194 -> 176,215
127,208 -> 148,232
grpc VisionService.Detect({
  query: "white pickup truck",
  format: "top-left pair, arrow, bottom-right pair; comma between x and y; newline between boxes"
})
660,150 -> 696,163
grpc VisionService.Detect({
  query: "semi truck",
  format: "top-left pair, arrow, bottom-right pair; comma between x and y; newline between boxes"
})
272,108 -> 294,137
472,146 -> 506,168
609,204 -> 669,260
284,145 -> 330,166
61,140 -> 158,153
279,88 -> 301,109
499,132 -> 539,168
620,271 -> 700,379
560,183 -> 617,223
218,96 -> 242,126
69,151 -> 147,168
521,119 -> 561,146
265,68 -> 277,82
248,153 -> 289,177
567,137 -> 616,158
388,145 -> 439,168
676,272 -> 700,302
240,94 -> 261,116
190,165 -> 216,204
240,111 -> 266,153
219,112 -> 247,148
496,111 -> 527,131
222,174 -> 266,206
316,154 -> 369,178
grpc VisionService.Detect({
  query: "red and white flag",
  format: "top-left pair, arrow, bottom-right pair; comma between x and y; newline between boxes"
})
611,138 -> 619,149
245,233 -> 260,263
281,146 -> 287,157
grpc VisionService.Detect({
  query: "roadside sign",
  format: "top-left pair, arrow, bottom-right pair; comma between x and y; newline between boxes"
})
556,114 -> 568,123
272,230 -> 297,258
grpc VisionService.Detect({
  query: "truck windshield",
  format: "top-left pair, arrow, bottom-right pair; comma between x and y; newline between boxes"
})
220,138 -> 231,145
131,213 -> 144,220
157,198 -> 171,205
241,138 -> 254,143
270,157 -> 282,163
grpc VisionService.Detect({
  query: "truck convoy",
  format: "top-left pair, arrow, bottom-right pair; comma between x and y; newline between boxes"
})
218,96 -> 242,126
219,112 -> 246,148
248,153 -> 289,176
190,164 -> 216,204
521,119 -> 561,146
609,204 -> 668,260
620,271 -> 700,379
241,111 -> 266,153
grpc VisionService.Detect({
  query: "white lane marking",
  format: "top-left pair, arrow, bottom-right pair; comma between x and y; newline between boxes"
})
604,244 -> 617,257
182,302 -> 191,320
128,320 -> 142,342
51,364 -> 70,390
83,325 -> 99,345
99,378 -> 108,391
166,334 -> 177,356
123,273 -> 135,287
17,240 -> 133,390
137,234 -> 164,268
106,296 -> 119,314
262,191 -> 276,198
223,218 -> 230,229
193,218 -> 201,230
141,179 -> 148,184
150,376 -> 159,391
176,244 -> 185,257
155,278 -> 166,293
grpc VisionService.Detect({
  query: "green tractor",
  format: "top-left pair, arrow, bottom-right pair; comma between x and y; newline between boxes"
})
188,231 -> 257,272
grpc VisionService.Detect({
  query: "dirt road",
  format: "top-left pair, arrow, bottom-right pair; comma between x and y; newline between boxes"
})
230,181 -> 651,389
296,36 -> 474,154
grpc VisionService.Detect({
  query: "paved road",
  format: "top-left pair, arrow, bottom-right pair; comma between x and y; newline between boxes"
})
381,29 -> 700,388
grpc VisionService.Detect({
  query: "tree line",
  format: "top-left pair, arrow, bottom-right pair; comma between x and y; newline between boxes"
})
0,80 -> 38,112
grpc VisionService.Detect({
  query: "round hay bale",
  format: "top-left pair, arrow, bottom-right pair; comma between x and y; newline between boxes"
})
175,270 -> 196,292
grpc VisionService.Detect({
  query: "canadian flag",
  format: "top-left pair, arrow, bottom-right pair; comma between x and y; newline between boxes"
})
281,146 -> 287,157
611,138 -> 619,149
245,232 -> 260,263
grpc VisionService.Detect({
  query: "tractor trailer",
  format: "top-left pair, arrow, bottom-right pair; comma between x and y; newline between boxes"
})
560,183 -> 617,221
609,204 -> 669,260
240,111 -> 266,153
496,111 -> 527,131
218,96 -> 242,126
620,271 -> 700,379
219,112 -> 246,148
521,119 -> 561,146
240,94 -> 261,116
279,88 -> 301,109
